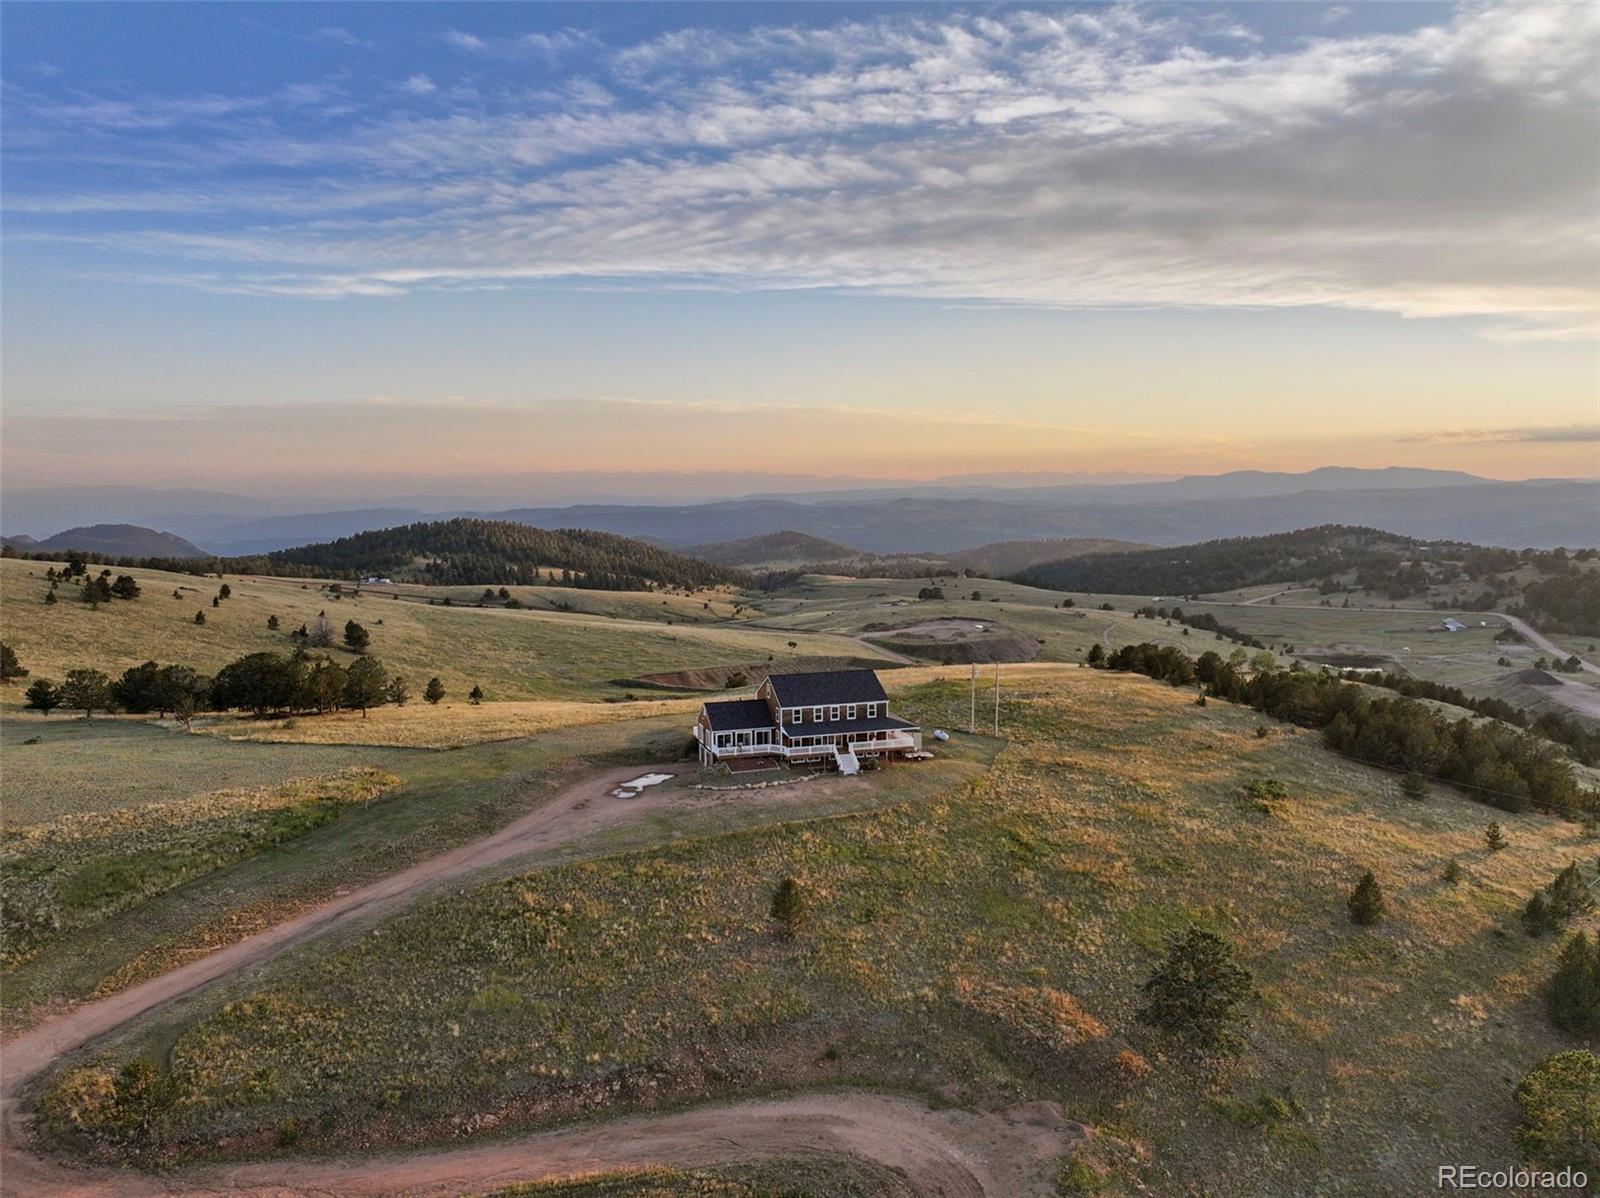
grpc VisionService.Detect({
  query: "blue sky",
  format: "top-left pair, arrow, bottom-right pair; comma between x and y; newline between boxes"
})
3,2 -> 1596,493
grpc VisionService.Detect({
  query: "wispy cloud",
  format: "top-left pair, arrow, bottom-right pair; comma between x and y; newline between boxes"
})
6,3 -> 1597,339
1399,424 -> 1600,445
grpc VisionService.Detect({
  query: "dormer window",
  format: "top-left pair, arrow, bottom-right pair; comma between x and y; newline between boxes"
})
829,705 -> 841,720
846,705 -> 857,720
813,706 -> 823,721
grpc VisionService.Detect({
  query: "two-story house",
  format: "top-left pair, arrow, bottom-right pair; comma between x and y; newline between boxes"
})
693,668 -> 921,772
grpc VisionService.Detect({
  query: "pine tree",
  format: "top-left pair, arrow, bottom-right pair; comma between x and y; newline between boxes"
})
343,620 -> 370,652
1549,863 -> 1594,922
1400,772 -> 1429,800
194,610 -> 206,625
1485,822 -> 1508,852
1547,933 -> 1600,1035
770,877 -> 807,939
1086,642 -> 1105,666
218,583 -> 231,600
1136,926 -> 1253,1053
1443,859 -> 1464,885
267,615 -> 280,631
385,676 -> 409,706
24,677 -> 60,714
1348,871 -> 1387,925
342,657 -> 388,717
43,589 -> 57,606
468,684 -> 484,705
60,668 -> 113,719
424,677 -> 445,705
110,575 -> 141,601
0,642 -> 28,681
1523,892 -> 1558,937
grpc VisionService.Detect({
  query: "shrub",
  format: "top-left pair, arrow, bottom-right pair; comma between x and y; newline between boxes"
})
1442,859 -> 1464,885
1523,892 -> 1558,937
1136,926 -> 1253,1054
424,677 -> 445,705
1514,1052 -> 1600,1175
770,876 -> 807,939
343,620 -> 370,652
1485,822 -> 1508,852
1347,871 -> 1386,925
1400,772 -> 1429,800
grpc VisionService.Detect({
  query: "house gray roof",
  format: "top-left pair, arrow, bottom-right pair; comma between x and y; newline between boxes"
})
766,668 -> 889,708
701,698 -> 777,732
784,714 -> 917,737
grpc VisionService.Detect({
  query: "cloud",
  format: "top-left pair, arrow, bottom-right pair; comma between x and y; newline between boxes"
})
7,3 -> 1597,339
401,73 -> 436,95
1399,424 -> 1600,445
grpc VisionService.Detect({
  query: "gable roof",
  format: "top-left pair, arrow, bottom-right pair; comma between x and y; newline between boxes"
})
765,668 -> 888,708
701,698 -> 777,731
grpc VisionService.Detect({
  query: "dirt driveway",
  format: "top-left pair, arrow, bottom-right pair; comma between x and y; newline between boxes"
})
1,761 -> 1076,1197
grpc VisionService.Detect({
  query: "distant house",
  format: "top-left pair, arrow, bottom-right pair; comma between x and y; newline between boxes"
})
693,668 -> 921,772
1441,618 -> 1468,632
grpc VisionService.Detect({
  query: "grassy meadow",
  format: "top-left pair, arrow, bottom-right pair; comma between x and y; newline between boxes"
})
38,671 -> 1595,1196
0,558 -> 897,710
4,768 -> 395,970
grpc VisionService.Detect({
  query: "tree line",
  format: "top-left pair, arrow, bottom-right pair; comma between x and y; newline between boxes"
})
1094,642 -> 1592,819
21,650 -> 471,721
1348,670 -> 1600,767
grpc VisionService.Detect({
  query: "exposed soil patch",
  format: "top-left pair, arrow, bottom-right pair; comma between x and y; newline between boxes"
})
862,619 -> 1042,665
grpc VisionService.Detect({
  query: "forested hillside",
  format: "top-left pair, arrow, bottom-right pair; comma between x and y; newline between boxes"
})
1015,526 -> 1425,595
687,530 -> 860,565
260,519 -> 746,591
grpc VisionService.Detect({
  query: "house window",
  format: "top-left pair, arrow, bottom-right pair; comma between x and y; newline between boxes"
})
829,705 -> 840,720
813,707 -> 823,721
791,708 -> 801,724
717,733 -> 730,747
867,703 -> 879,717
846,705 -> 857,720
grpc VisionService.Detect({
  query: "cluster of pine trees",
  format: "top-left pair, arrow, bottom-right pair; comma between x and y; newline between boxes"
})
1016,525 -> 1429,595
1352,670 -> 1600,766
1516,572 -> 1600,637
21,650 -> 470,721
1096,643 -> 1591,818
255,519 -> 746,592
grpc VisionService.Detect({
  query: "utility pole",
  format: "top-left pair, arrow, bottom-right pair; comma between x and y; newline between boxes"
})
969,663 -> 977,734
992,661 -> 1000,737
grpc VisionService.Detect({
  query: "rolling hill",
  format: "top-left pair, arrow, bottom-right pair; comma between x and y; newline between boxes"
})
686,530 -> 861,566
2,524 -> 206,559
256,518 -> 746,591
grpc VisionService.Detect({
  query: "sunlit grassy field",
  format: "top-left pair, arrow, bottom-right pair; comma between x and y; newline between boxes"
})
43,671 -> 1592,1195
3,768 -> 395,970
0,559 -> 897,710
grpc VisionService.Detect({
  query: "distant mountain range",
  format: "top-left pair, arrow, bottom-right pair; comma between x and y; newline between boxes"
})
0,523 -> 206,559
3,468 -> 1593,555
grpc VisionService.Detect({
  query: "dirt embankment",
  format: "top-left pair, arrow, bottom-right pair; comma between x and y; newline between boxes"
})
626,655 -> 890,691
862,619 -> 1042,665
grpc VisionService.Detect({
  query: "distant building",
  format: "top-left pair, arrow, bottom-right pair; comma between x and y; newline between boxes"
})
1441,618 -> 1468,632
693,668 -> 921,771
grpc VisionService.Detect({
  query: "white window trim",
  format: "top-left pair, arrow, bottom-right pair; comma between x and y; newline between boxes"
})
829,705 -> 840,720
813,706 -> 823,721
846,705 -> 857,719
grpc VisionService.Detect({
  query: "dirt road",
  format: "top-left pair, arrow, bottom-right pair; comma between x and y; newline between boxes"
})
1,1091 -> 1075,1197
1,762 -> 1073,1196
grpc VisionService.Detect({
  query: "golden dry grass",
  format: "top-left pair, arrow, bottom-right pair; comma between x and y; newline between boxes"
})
191,697 -> 706,749
0,558 -> 897,711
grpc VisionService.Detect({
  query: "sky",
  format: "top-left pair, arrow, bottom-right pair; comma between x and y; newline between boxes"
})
3,1 -> 1597,497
